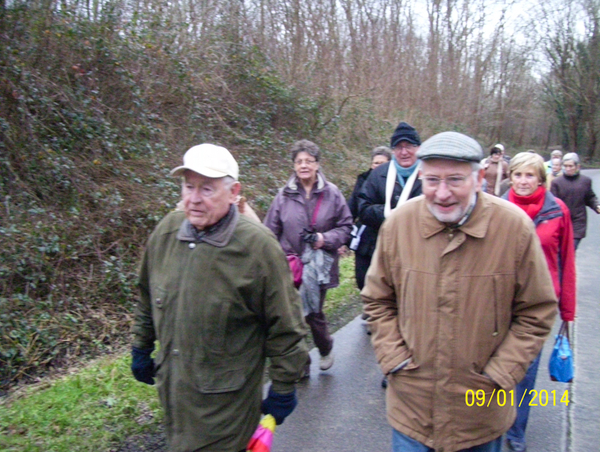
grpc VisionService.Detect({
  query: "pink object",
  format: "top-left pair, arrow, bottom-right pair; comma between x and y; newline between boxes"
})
246,414 -> 276,452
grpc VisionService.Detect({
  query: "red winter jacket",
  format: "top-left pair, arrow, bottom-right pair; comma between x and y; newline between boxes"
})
505,189 -> 576,321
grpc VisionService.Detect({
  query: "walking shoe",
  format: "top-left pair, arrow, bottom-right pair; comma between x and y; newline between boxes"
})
319,352 -> 334,371
506,439 -> 527,452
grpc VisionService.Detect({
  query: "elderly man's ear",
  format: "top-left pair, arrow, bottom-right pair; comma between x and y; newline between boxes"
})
230,181 -> 242,198
476,168 -> 485,191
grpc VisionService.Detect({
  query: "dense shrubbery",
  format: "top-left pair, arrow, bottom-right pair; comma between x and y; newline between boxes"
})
0,3 -> 373,392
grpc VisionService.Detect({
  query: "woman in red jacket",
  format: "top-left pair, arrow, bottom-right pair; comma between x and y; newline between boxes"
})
503,152 -> 576,452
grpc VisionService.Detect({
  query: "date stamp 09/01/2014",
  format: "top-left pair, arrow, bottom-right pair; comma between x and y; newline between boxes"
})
465,389 -> 570,407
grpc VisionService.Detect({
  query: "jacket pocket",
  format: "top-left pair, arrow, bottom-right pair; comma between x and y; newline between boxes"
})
458,273 -> 513,371
398,269 -> 437,367
467,369 -> 501,391
201,298 -> 231,354
193,349 -> 258,394
151,286 -> 168,332
197,362 -> 247,394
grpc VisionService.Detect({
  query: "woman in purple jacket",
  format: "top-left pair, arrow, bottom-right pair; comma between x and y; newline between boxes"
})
264,140 -> 353,377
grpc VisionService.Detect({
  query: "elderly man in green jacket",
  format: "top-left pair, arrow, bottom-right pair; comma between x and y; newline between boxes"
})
131,144 -> 309,452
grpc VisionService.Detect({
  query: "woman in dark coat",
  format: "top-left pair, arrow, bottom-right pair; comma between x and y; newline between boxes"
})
550,152 -> 600,250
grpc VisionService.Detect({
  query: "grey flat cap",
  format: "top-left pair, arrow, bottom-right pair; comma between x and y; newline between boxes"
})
417,131 -> 483,163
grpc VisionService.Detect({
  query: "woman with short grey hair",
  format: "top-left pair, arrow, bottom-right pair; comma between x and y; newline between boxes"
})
264,140 -> 352,377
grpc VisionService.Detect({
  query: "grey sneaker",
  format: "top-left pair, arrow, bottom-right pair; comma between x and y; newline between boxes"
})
319,352 -> 334,371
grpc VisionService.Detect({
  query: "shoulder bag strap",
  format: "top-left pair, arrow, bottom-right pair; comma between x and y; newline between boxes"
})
311,192 -> 324,229
561,320 -> 570,343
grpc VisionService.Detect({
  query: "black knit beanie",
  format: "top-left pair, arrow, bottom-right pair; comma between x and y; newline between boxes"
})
390,122 -> 421,148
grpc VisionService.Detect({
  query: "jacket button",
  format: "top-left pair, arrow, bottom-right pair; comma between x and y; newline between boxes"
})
492,332 -> 499,337
155,298 -> 162,307
189,243 -> 196,249
173,349 -> 180,356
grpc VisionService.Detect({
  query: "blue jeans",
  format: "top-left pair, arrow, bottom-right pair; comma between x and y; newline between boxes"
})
392,429 -> 502,452
506,352 -> 541,446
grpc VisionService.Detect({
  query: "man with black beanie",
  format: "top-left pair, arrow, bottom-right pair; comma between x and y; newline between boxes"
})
357,121 -> 423,387
357,121 -> 422,263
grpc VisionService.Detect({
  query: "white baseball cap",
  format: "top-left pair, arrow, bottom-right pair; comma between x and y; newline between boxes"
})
170,144 -> 239,180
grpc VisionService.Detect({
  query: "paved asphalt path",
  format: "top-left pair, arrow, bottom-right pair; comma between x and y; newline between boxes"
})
271,169 -> 600,452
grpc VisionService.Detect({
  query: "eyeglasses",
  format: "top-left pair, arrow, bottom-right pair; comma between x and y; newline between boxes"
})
420,175 -> 471,188
294,159 -> 317,166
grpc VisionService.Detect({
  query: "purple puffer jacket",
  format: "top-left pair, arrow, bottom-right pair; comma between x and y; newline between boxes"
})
264,171 -> 352,289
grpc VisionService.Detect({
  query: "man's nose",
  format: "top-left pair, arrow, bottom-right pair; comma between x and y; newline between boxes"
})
435,181 -> 453,199
189,189 -> 203,203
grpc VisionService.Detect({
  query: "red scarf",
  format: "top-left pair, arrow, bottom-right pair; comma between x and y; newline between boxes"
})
508,185 -> 546,220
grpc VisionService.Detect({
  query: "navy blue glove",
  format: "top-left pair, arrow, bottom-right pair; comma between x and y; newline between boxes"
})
261,387 -> 297,425
131,346 -> 155,385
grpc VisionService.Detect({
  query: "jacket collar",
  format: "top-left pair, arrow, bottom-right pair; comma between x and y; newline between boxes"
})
501,189 -> 563,226
177,205 -> 239,247
284,170 -> 327,194
419,192 -> 493,239
532,191 -> 563,226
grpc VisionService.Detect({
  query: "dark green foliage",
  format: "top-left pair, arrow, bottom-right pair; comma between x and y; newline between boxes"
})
0,3 -> 376,392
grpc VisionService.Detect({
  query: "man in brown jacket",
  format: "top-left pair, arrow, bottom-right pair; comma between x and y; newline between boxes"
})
362,132 -> 557,452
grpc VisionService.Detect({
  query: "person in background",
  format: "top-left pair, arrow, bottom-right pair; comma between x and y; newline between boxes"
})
357,121 -> 423,249
347,146 -> 392,290
550,152 -> 600,250
131,144 -> 309,452
363,131 -> 557,452
546,157 -> 562,189
357,121 -> 423,388
264,139 -> 352,377
482,143 -> 509,196
503,152 -> 576,452
545,149 -> 563,173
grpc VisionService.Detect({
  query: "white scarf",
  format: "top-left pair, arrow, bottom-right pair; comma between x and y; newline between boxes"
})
384,161 -> 421,218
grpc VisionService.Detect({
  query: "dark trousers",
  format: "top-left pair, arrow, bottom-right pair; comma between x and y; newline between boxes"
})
305,287 -> 333,360
354,252 -> 372,290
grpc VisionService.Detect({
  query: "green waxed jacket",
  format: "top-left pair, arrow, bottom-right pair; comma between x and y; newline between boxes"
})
132,208 -> 309,452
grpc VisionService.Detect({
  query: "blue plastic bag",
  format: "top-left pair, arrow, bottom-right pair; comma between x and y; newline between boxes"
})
548,322 -> 574,383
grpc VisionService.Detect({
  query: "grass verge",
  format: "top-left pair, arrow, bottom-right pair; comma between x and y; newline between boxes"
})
0,353 -> 163,452
0,255 -> 362,452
